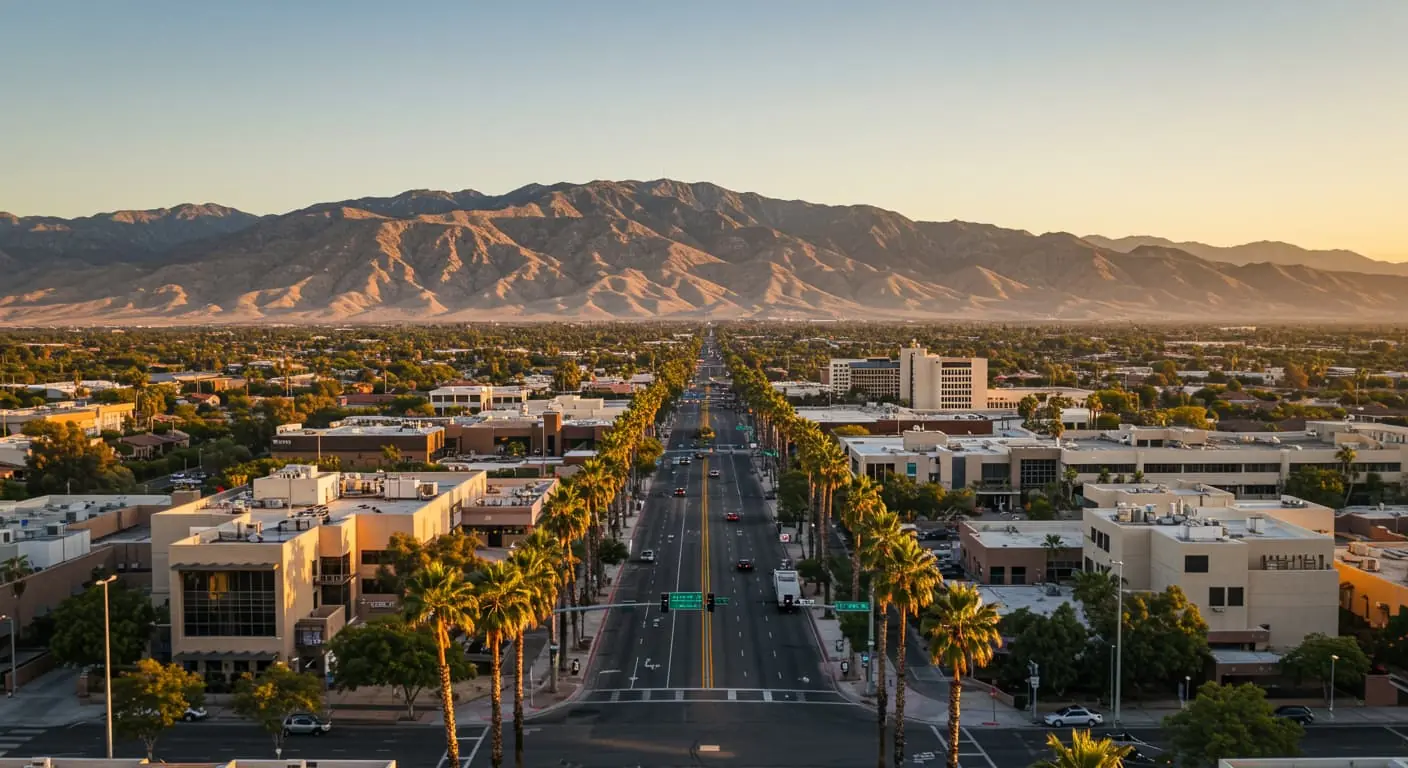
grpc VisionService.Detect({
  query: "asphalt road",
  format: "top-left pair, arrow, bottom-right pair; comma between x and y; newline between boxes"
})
587,367 -> 829,699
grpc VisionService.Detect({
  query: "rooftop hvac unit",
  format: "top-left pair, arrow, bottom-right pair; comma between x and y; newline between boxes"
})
1247,515 -> 1265,534
1364,557 -> 1382,572
1116,507 -> 1132,522
1350,541 -> 1371,556
45,522 -> 66,536
0,529 -> 13,544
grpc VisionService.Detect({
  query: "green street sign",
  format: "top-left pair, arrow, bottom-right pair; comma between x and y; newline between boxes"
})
763,450 -> 778,457
715,597 -> 731,606
669,592 -> 704,610
834,601 -> 871,612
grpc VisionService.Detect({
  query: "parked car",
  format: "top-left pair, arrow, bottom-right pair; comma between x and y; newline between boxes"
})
1273,705 -> 1315,725
640,550 -> 656,563
282,713 -> 331,736
1043,705 -> 1103,727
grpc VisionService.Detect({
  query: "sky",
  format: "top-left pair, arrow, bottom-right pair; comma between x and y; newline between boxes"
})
2,1 -> 1405,259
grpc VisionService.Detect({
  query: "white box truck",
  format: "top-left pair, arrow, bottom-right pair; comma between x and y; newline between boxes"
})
773,569 -> 802,612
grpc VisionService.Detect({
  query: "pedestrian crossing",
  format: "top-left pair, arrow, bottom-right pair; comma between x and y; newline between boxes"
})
582,687 -> 846,705
0,727 -> 47,757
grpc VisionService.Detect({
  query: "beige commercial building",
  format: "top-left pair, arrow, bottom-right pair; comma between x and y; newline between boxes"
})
1082,494 -> 1337,649
899,346 -> 988,410
150,464 -> 556,685
959,520 -> 1084,585
428,385 -> 531,414
0,401 -> 135,436
825,358 -> 901,399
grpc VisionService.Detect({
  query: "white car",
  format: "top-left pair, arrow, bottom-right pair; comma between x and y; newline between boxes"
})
708,469 -> 720,478
640,550 -> 656,563
1044,705 -> 1103,727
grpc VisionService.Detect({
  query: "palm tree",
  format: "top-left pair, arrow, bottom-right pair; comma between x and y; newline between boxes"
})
817,438 -> 850,606
877,536 -> 944,766
841,476 -> 882,676
403,562 -> 479,767
860,509 -> 905,768
1033,729 -> 1133,768
1337,444 -> 1358,506
541,485 -> 588,654
474,560 -> 535,768
2,554 -> 34,634
923,583 -> 1002,768
1042,534 -> 1066,584
508,532 -> 561,768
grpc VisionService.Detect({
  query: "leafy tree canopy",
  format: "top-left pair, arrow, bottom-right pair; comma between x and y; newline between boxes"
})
232,662 -> 325,755
325,619 -> 475,719
112,659 -> 206,760
1280,632 -> 1371,696
49,578 -> 156,668
1164,682 -> 1302,768
997,604 -> 1088,696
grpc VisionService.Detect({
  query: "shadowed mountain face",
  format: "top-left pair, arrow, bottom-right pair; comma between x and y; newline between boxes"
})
2,180 -> 1406,324
1083,234 -> 1408,277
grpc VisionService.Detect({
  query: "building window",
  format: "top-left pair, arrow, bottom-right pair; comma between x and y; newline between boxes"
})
989,566 -> 1006,585
361,550 -> 389,566
1019,459 -> 1059,489
1011,567 -> 1027,585
1185,555 -> 1209,573
1209,587 -> 1225,607
182,569 -> 277,637
1228,587 -> 1244,607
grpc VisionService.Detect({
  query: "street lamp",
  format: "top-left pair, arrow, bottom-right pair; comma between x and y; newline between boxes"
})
1183,675 -> 1191,709
0,613 -> 15,697
96,574 -> 117,759
1111,560 -> 1125,726
1330,653 -> 1340,714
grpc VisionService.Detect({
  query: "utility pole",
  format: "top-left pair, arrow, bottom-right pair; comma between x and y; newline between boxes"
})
1113,559 -> 1125,726
866,582 -> 876,696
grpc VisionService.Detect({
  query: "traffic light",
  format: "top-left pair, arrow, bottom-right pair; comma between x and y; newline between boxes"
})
660,593 -> 670,613
707,592 -> 716,612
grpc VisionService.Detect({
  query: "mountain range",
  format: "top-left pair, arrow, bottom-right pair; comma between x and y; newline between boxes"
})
2,180 -> 1406,324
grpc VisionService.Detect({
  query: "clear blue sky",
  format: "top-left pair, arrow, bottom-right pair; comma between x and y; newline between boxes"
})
3,1 -> 1404,258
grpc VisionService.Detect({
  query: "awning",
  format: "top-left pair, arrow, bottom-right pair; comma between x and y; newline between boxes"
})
170,563 -> 279,571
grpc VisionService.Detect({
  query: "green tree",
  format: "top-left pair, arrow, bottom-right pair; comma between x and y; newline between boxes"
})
1164,682 -> 1302,768
597,537 -> 628,566
324,620 -> 474,720
1033,729 -> 1133,768
1336,444 -> 1359,505
23,419 -> 136,495
49,578 -> 156,667
403,562 -> 479,767
376,529 -> 485,594
1279,632 -> 1371,702
112,659 -> 206,760
552,359 -> 582,393
997,605 -> 1088,696
878,535 -> 944,764
923,583 -> 1002,768
232,662 -> 326,758
1072,570 -> 1119,635
777,469 -> 811,526
474,560 -> 534,768
832,424 -> 871,437
1120,586 -> 1210,696
1283,467 -> 1346,509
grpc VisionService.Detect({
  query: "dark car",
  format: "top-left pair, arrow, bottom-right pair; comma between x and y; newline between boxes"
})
725,512 -> 740,521
1274,705 -> 1315,725
674,487 -> 687,497
737,559 -> 754,571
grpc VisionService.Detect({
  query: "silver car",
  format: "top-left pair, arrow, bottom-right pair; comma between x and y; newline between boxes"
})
283,713 -> 331,736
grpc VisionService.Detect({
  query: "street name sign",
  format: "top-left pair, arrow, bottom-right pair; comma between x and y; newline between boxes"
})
668,592 -> 704,610
834,601 -> 871,612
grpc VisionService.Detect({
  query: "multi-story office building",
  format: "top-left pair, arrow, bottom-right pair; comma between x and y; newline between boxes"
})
150,464 -> 556,684
428,385 -> 530,414
899,345 -> 988,410
958,520 -> 1084,585
838,420 -> 1408,506
824,358 -> 901,399
1082,493 -> 1337,649
0,401 -> 135,436
270,422 -> 446,469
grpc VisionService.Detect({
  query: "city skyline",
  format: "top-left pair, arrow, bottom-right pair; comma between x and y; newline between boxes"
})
2,1 -> 1405,259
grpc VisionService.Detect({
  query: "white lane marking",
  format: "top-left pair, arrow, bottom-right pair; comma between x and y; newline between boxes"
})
960,726 -> 999,768
628,657 -> 640,688
665,477 -> 690,689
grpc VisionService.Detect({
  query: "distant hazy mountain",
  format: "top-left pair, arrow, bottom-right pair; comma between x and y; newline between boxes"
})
1083,234 -> 1408,277
3,181 -> 1408,323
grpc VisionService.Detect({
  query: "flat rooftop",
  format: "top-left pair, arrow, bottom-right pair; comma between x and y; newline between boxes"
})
1337,541 -> 1408,583
841,434 -> 1044,457
1340,505 -> 1408,521
1096,506 -> 1326,540
964,521 -> 1083,550
947,582 -> 1088,623
285,423 -> 442,436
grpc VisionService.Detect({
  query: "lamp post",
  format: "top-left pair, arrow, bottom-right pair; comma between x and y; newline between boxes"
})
1183,675 -> 1191,709
96,574 -> 117,759
0,613 -> 15,697
1330,653 -> 1339,715
1112,560 -> 1125,726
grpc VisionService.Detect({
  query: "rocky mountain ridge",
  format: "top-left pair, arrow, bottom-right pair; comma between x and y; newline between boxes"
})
1,180 -> 1404,324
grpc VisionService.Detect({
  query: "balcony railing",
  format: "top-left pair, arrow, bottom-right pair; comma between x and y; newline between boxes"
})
314,572 -> 353,585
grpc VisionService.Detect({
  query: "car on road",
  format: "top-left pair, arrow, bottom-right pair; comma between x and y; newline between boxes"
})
737,559 -> 754,571
695,451 -> 707,458
1273,705 -> 1315,724
640,550 -> 656,563
708,469 -> 720,478
674,487 -> 687,497
183,706 -> 209,721
282,713 -> 332,736
681,456 -> 692,465
1043,705 -> 1103,727
725,512 -> 740,521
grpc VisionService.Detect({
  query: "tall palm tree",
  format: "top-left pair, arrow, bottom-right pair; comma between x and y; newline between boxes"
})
818,437 -> 850,605
403,562 -> 479,767
1337,444 -> 1358,506
508,532 -> 561,768
541,485 -> 588,655
474,560 -> 534,768
877,536 -> 943,767
2,554 -> 34,630
1042,534 -> 1066,584
1033,729 -> 1133,768
923,583 -> 1003,768
860,508 -> 904,768
841,476 -> 882,676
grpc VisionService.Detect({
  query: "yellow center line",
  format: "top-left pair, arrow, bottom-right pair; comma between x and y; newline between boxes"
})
701,384 -> 713,689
